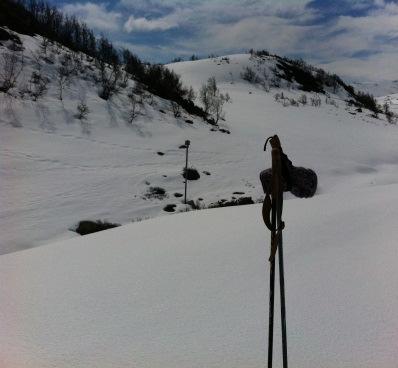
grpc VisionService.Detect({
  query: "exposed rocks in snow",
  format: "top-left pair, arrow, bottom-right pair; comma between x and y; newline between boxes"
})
144,187 -> 168,200
182,167 -> 200,181
74,220 -> 120,236
209,196 -> 254,208
163,204 -> 176,212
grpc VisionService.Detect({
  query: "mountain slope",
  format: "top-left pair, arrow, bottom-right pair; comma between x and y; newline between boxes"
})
1,34 -> 398,254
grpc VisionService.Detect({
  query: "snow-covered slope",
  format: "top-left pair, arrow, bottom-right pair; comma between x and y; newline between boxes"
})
1,34 -> 398,255
1,183 -> 398,368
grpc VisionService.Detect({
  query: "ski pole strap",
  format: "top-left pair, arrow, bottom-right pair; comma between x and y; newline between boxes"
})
262,135 -> 284,262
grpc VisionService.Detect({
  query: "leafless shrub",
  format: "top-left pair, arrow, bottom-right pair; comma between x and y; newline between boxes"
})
29,71 -> 48,100
298,94 -> 307,105
311,95 -> 322,107
76,100 -> 90,120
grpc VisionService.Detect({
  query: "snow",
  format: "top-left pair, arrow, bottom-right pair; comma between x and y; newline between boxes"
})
1,184 -> 398,368
1,39 -> 397,254
1,32 -> 398,367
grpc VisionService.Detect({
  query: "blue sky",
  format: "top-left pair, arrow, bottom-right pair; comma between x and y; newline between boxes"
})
51,0 -> 398,81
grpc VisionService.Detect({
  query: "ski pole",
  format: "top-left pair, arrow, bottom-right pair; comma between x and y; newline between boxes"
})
262,135 -> 288,368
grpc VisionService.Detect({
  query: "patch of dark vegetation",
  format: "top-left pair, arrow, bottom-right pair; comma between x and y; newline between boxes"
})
157,151 -> 165,156
174,192 -> 183,198
159,109 -> 166,114
275,58 -> 325,93
163,204 -> 176,212
208,197 -> 254,208
74,220 -> 120,236
144,186 -> 168,200
250,49 -> 382,115
182,167 -> 200,181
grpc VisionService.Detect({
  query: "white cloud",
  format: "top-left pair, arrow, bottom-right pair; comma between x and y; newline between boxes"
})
124,15 -> 179,32
62,2 -> 122,32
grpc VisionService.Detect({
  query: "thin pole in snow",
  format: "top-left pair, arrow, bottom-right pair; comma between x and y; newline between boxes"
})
184,140 -> 190,205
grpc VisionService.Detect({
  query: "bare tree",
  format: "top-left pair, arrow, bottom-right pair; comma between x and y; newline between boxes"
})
0,50 -> 24,93
186,86 -> 196,102
96,60 -> 121,100
199,77 -> 228,123
384,102 -> 397,124
127,90 -> 139,122
41,37 -> 50,55
56,63 -> 73,100
171,100 -> 181,118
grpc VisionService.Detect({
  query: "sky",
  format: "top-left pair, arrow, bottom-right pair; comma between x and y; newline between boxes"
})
51,0 -> 398,81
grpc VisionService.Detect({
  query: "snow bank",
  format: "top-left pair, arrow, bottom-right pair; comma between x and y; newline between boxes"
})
1,183 -> 397,368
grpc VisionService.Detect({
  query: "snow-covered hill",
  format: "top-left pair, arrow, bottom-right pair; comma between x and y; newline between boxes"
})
1,32 -> 398,256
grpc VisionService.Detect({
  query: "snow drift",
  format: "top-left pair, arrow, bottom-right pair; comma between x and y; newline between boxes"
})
1,184 -> 397,368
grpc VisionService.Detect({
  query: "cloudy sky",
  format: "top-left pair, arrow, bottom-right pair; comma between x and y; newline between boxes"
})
51,0 -> 398,81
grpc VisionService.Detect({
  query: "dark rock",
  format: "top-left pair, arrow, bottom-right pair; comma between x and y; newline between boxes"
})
159,109 -> 166,114
186,200 -> 197,209
203,171 -> 211,176
207,118 -> 217,126
185,119 -> 194,124
74,220 -> 120,236
163,204 -> 176,212
219,128 -> 231,134
157,152 -> 165,156
233,191 -> 245,195
174,193 -> 183,198
182,167 -> 200,181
